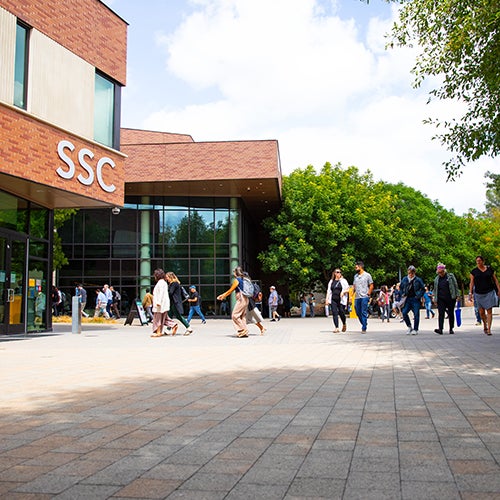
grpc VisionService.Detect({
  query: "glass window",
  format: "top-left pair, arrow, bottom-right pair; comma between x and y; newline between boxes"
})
27,259 -> 48,331
14,22 -> 29,109
190,210 -> 214,244
162,210 -> 189,244
94,72 -> 115,147
84,210 -> 110,243
29,205 -> 49,239
0,191 -> 26,232
29,241 -> 48,259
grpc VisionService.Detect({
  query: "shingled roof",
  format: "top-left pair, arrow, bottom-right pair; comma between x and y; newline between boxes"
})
121,128 -> 282,219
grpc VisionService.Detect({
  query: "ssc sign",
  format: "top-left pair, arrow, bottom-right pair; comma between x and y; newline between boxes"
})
56,140 -> 116,193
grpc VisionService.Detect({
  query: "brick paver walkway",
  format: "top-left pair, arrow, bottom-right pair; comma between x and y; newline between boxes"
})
1,310 -> 499,499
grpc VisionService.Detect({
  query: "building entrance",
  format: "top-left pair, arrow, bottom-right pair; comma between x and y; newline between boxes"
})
0,231 -> 27,334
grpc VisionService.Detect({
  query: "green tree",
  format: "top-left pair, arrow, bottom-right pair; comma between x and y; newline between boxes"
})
259,163 -> 409,291
53,209 -> 78,270
389,0 -> 500,178
259,163 -> 479,293
485,170 -> 500,219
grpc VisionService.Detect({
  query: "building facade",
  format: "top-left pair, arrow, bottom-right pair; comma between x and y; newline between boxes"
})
0,0 -> 127,333
58,129 -> 282,316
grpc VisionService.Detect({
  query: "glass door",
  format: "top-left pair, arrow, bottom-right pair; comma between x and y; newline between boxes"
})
0,234 -> 27,334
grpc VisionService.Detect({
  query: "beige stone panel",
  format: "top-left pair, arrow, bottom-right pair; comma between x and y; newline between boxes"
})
0,6 -> 15,105
28,30 -> 94,139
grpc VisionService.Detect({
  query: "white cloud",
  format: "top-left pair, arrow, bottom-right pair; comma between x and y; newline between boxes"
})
142,0 -> 492,214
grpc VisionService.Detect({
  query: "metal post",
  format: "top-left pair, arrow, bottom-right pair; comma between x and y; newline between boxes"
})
71,295 -> 81,334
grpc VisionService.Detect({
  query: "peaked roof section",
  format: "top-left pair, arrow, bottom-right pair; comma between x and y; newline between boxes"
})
121,128 -> 282,219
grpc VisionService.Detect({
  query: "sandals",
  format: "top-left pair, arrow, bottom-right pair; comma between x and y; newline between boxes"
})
150,332 -> 163,338
171,324 -> 178,336
237,329 -> 249,338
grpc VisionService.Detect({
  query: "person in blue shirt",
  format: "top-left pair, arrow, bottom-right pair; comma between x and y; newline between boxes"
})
423,286 -> 435,319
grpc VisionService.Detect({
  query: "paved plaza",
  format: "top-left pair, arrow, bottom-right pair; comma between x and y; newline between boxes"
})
1,309 -> 499,499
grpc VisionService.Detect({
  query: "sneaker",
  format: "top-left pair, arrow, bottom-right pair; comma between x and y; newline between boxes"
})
434,329 -> 443,335
270,319 -> 276,322
183,328 -> 193,336
277,315 -> 281,321
334,328 -> 339,333
449,329 -> 454,335
411,330 -> 418,335
406,328 -> 413,335
361,329 -> 366,334
202,320 -> 206,324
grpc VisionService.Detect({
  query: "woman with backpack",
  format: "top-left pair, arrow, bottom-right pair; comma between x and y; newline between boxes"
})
244,273 -> 266,335
217,266 -> 250,338
165,272 -> 193,336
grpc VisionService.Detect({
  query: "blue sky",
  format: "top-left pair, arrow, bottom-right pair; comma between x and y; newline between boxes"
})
104,0 -> 495,214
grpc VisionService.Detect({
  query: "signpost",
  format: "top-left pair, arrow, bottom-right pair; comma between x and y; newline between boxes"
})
124,299 -> 149,326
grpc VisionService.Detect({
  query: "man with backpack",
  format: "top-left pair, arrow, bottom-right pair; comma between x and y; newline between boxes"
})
268,286 -> 281,322
186,285 -> 206,324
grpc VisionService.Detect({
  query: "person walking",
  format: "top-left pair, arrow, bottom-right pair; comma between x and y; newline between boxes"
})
299,292 -> 307,318
468,255 -> 500,336
433,263 -> 459,335
142,288 -> 154,323
378,285 -> 391,323
150,268 -> 177,338
110,286 -> 121,319
423,286 -> 435,319
76,284 -> 89,317
186,285 -> 207,324
308,292 -> 316,317
352,260 -> 374,333
103,284 -> 113,318
391,283 -> 403,320
268,286 -> 281,321
165,272 -> 193,335
94,288 -> 110,319
244,273 -> 266,335
217,266 -> 250,338
400,265 -> 425,335
326,269 -> 349,333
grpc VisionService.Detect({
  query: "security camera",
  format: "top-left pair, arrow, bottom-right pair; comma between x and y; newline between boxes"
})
111,207 -> 121,215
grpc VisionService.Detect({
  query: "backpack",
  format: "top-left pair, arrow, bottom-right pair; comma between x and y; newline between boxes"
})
240,278 -> 254,297
252,282 -> 261,300
278,294 -> 284,305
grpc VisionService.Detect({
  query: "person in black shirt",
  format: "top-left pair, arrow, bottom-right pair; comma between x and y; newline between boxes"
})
468,256 -> 500,335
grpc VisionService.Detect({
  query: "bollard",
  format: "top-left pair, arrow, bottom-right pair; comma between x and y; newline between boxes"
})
71,295 -> 81,334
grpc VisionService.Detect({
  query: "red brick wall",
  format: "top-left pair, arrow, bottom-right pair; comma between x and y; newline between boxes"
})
0,103 -> 124,206
0,0 -> 127,84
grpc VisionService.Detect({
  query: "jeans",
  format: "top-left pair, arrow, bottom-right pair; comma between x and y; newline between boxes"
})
424,301 -> 434,318
187,305 -> 206,323
402,296 -> 421,331
301,302 -> 307,318
354,297 -> 369,331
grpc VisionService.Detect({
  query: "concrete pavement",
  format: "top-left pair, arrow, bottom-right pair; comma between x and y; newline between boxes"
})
0,309 -> 499,499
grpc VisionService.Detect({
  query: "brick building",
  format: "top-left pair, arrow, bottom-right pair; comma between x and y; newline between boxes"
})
58,129 -> 282,317
1,0 -> 282,332
0,0 -> 127,333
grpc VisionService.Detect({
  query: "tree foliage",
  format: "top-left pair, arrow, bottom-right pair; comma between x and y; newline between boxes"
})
485,170 -> 500,220
389,0 -> 500,178
259,163 -> 497,293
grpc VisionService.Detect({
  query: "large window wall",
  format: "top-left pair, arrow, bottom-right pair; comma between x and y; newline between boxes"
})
0,190 -> 51,334
58,196 -> 251,316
